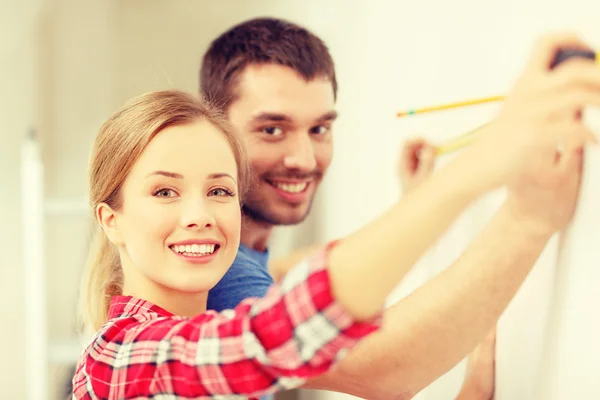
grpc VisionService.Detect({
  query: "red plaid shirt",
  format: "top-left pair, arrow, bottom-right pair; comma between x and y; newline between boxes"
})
72,244 -> 382,399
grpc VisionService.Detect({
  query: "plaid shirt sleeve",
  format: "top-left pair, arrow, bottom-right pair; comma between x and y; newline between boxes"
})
72,242 -> 383,399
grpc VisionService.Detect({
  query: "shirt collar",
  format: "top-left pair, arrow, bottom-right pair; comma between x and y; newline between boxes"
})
108,295 -> 175,319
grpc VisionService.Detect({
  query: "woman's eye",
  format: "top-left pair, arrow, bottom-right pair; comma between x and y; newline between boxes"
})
209,188 -> 234,197
154,188 -> 177,198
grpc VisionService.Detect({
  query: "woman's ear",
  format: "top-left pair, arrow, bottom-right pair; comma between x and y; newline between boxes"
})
96,203 -> 124,246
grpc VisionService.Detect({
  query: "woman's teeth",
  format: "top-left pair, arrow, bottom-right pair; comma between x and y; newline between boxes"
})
171,244 -> 216,255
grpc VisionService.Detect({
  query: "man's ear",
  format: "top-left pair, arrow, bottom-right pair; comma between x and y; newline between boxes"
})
96,203 -> 124,246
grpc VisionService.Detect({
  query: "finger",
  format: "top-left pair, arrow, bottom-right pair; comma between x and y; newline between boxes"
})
525,32 -> 592,74
400,138 -> 426,175
546,89 -> 600,118
563,125 -> 597,155
550,108 -> 598,148
403,138 -> 426,157
518,120 -> 577,163
534,122 -> 595,161
548,62 -> 600,94
399,141 -> 415,178
552,126 -> 586,168
415,144 -> 436,177
540,108 -> 600,155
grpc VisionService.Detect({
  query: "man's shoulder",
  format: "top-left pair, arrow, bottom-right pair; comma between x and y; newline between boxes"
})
232,244 -> 270,270
208,244 -> 274,311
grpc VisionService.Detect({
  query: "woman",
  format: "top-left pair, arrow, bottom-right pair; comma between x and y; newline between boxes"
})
72,90 -> 387,399
72,86 -> 525,398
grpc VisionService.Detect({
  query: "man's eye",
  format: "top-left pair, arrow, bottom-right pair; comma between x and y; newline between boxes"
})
310,125 -> 329,135
262,127 -> 283,136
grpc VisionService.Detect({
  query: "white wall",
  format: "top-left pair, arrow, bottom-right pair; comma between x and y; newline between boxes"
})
317,1 -> 600,400
0,1 -> 45,398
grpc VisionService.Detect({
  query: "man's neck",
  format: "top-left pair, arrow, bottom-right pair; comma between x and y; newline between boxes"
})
241,215 -> 274,252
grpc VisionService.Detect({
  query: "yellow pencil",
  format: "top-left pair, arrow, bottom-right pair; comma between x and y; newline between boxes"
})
397,50 -> 598,118
434,123 -> 487,155
397,95 -> 504,118
400,49 -> 597,155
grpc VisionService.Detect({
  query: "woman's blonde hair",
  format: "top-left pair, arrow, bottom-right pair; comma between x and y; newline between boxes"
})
78,90 -> 251,334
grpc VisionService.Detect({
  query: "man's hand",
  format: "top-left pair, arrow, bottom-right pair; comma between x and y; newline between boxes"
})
300,33 -> 594,399
456,328 -> 496,400
308,127 -> 585,400
505,145 -> 584,235
399,138 -> 436,194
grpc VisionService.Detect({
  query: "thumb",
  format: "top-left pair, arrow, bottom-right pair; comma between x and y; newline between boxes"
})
399,138 -> 425,176
416,144 -> 436,177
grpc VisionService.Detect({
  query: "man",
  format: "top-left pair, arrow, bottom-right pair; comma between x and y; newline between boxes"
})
201,18 -> 587,399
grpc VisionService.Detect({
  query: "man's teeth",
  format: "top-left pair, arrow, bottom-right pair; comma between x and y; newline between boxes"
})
273,182 -> 308,193
172,244 -> 216,255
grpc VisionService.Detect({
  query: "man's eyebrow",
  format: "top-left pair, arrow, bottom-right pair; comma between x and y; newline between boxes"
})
250,111 -> 338,124
316,111 -> 338,122
251,112 -> 293,123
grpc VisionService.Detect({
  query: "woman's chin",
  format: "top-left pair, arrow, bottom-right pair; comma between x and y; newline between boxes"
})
167,270 -> 226,294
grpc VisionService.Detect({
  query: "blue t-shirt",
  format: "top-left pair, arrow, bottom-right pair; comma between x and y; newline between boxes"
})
207,243 -> 274,311
207,244 -> 276,400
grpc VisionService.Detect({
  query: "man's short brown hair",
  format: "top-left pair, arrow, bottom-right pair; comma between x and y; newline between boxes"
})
200,17 -> 337,110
